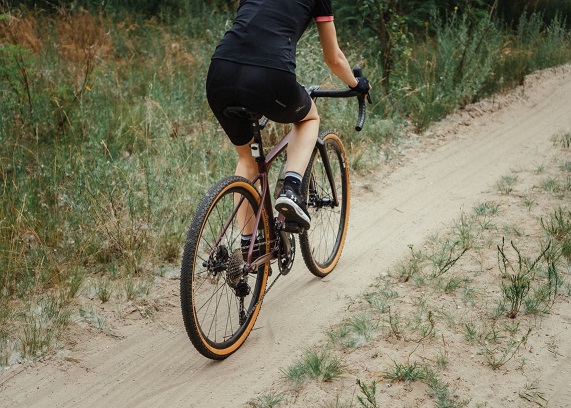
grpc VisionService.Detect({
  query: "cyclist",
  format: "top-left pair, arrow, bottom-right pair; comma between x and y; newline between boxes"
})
206,0 -> 370,243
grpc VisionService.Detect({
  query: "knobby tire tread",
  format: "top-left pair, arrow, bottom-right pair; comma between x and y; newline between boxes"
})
300,131 -> 350,278
180,176 -> 269,360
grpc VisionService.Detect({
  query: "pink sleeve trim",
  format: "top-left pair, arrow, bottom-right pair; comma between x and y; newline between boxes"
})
315,16 -> 334,23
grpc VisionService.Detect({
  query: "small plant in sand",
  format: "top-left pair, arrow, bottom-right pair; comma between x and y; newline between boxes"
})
249,392 -> 283,408
283,348 -> 344,384
356,379 -> 379,408
496,174 -> 518,194
497,238 -> 552,318
552,130 -> 571,149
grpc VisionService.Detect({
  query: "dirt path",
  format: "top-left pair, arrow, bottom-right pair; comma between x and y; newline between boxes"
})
2,65 -> 571,408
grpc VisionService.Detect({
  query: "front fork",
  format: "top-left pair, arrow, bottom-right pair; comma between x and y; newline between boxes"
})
314,136 -> 339,207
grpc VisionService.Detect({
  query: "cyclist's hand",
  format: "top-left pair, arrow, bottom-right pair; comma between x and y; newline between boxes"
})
350,76 -> 371,95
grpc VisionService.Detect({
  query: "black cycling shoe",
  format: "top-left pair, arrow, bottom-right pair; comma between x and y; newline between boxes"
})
275,185 -> 311,230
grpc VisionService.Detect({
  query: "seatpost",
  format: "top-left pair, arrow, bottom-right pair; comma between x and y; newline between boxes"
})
249,116 -> 264,163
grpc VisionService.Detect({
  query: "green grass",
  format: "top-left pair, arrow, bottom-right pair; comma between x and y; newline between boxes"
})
427,239 -> 468,278
18,295 -> 72,359
473,201 -> 500,216
384,361 -> 467,406
553,130 -> 571,148
496,174 -> 519,194
283,349 -> 344,384
1,2 -> 571,367
481,328 -> 532,370
328,313 -> 379,349
356,379 -> 379,408
265,130 -> 571,405
541,207 -> 571,262
541,207 -> 571,238
249,392 -> 283,408
497,238 -> 555,318
385,361 -> 427,382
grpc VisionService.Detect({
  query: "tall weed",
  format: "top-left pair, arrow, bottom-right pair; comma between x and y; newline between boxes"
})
1,3 -> 571,366
0,7 -> 231,364
391,10 -> 501,128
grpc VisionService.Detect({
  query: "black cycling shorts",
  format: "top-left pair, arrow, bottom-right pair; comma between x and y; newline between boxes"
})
206,59 -> 312,146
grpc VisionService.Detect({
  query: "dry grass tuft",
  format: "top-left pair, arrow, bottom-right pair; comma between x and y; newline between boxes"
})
0,12 -> 42,52
56,10 -> 113,65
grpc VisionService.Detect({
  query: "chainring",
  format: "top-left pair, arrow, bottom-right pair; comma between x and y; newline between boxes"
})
277,231 -> 295,275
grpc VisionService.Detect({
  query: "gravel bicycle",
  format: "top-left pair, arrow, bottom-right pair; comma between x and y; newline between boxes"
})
180,68 -> 370,360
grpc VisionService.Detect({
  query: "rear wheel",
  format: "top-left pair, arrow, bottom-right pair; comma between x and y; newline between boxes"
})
180,176 -> 270,359
299,131 -> 350,278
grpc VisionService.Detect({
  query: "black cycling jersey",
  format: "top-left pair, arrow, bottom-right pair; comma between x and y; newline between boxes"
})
212,0 -> 333,74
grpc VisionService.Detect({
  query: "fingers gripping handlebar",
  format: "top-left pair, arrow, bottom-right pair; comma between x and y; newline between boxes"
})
308,66 -> 372,132
352,66 -> 372,132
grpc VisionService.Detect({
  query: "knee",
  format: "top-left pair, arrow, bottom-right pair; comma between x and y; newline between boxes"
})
297,103 -> 319,127
311,112 -> 321,125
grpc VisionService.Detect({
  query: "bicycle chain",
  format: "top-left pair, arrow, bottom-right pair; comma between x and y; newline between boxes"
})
243,230 -> 293,320
244,262 -> 283,321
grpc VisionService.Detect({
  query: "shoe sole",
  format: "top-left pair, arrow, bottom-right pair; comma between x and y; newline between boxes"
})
275,196 -> 311,229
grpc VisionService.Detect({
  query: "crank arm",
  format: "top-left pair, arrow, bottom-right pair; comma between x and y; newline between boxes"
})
249,252 -> 276,270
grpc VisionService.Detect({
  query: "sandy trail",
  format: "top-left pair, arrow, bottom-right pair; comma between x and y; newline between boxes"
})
2,65 -> 571,408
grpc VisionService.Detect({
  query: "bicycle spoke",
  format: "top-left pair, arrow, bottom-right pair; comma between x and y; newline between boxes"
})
300,133 -> 350,277
180,176 -> 269,359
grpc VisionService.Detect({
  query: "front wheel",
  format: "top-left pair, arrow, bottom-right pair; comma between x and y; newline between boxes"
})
180,176 -> 270,360
300,131 -> 350,278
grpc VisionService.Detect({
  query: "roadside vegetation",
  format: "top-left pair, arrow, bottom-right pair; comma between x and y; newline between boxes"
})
249,131 -> 571,407
1,0 -> 571,369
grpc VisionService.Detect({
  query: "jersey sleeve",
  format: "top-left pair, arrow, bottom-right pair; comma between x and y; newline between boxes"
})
312,0 -> 333,22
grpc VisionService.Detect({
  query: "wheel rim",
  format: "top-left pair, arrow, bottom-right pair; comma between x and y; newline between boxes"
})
186,181 -> 268,355
303,135 -> 349,272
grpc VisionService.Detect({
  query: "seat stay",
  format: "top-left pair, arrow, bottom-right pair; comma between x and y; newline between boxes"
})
243,172 -> 278,266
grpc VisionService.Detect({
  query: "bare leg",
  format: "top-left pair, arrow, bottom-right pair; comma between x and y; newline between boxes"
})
285,100 -> 319,175
234,101 -> 320,235
273,101 -> 319,229
235,142 -> 258,182
234,142 -> 258,237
